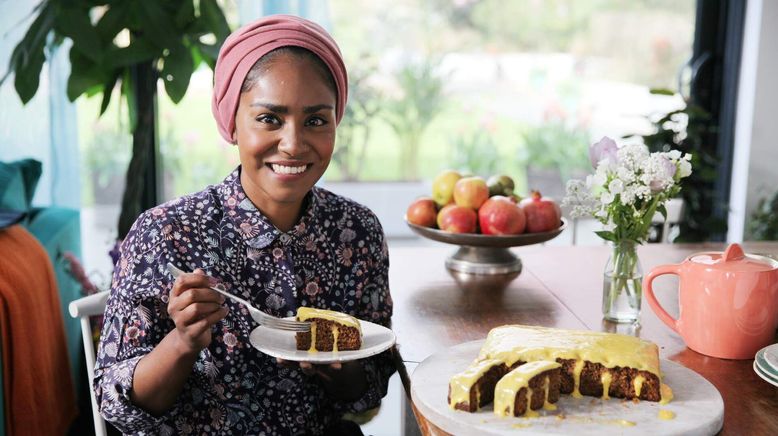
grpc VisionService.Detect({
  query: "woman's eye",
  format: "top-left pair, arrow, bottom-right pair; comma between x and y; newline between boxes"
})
256,114 -> 280,125
306,116 -> 327,127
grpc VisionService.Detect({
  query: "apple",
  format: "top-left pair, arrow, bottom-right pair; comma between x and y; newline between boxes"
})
437,204 -> 478,233
453,177 -> 489,210
487,174 -> 515,197
519,191 -> 562,233
406,197 -> 438,228
478,196 -> 526,235
431,170 -> 462,207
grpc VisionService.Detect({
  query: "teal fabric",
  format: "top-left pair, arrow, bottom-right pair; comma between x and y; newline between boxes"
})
0,159 -> 42,213
26,207 -> 84,403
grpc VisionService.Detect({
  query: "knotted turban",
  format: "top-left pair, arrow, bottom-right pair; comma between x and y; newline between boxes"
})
211,15 -> 348,143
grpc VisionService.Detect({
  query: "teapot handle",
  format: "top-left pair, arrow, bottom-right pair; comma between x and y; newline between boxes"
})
643,264 -> 682,334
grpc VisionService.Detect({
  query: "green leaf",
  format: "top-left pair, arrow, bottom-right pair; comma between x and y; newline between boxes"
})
15,49 -> 46,103
200,0 -> 230,42
595,231 -> 616,242
175,0 -> 196,29
161,41 -> 194,103
96,2 -> 130,40
135,1 -> 179,49
657,204 -> 668,221
195,41 -> 219,69
2,3 -> 56,101
105,38 -> 159,68
66,49 -> 108,101
54,7 -> 102,63
99,72 -> 121,115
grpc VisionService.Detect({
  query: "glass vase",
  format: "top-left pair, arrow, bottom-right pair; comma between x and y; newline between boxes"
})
602,241 -> 643,323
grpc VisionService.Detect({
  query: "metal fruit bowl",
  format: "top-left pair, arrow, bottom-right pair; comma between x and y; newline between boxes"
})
405,218 -> 567,291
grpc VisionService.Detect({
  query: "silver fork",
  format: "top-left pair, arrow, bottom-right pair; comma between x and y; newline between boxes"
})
166,263 -> 310,332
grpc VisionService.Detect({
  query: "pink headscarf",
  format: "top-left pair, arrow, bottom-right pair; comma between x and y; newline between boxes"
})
211,14 -> 348,144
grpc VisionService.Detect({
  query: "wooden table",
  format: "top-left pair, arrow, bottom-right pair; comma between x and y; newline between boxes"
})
387,241 -> 778,435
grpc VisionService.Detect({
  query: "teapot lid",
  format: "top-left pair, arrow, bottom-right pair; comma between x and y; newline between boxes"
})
689,243 -> 778,272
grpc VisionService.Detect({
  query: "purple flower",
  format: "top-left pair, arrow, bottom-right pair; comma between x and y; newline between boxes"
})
589,136 -> 619,169
649,156 -> 677,193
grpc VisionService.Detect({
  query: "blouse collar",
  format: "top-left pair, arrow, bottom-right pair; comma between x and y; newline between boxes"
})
217,166 -> 318,249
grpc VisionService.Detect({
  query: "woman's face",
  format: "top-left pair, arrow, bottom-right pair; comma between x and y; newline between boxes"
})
234,54 -> 337,211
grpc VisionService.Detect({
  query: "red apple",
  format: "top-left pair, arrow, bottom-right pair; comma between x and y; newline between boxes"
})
478,196 -> 527,235
406,197 -> 438,228
453,177 -> 489,210
519,191 -> 562,233
437,204 -> 478,233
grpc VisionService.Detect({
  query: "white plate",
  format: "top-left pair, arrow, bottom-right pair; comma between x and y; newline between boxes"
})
249,318 -> 395,363
411,340 -> 724,436
760,343 -> 778,373
755,347 -> 778,379
753,360 -> 778,388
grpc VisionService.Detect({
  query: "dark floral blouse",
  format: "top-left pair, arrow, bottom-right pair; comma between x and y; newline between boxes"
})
93,167 -> 394,435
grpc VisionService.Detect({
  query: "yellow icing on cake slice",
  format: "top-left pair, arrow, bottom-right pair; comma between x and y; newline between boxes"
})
307,322 -> 318,353
296,307 -> 362,333
494,360 -> 561,417
633,375 -> 645,397
478,325 -> 660,377
448,359 -> 504,409
601,371 -> 612,400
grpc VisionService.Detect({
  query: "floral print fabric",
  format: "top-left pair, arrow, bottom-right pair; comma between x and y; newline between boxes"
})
93,167 -> 394,435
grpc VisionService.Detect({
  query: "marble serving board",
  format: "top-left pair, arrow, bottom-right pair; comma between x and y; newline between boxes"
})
411,340 -> 723,436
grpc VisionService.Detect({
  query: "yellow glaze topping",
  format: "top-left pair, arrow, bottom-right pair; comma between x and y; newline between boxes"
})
542,376 -> 557,411
448,359 -> 505,409
296,307 -> 362,333
633,375 -> 645,397
478,325 -> 660,377
571,360 -> 584,398
332,326 -> 339,353
494,360 -> 561,417
658,409 -> 676,420
600,371 -> 612,400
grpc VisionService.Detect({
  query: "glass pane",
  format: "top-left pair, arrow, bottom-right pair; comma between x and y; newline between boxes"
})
323,0 -> 696,198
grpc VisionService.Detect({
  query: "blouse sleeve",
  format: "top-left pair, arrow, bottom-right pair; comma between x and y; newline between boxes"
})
92,209 -> 181,433
333,220 -> 396,414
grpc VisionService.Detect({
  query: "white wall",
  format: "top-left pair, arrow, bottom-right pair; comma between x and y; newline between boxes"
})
729,0 -> 778,241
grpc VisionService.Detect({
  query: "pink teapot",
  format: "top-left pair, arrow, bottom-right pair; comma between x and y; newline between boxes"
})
644,243 -> 778,360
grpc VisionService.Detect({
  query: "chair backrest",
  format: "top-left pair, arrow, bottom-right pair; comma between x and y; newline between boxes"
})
567,198 -> 685,245
651,197 -> 685,243
68,291 -> 109,436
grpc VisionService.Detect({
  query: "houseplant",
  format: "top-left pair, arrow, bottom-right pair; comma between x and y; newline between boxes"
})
2,0 -> 229,239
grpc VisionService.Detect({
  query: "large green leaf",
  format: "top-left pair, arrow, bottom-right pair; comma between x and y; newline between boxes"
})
54,7 -> 102,62
67,49 -> 108,101
161,41 -> 194,103
2,3 -> 56,101
175,0 -> 196,29
105,38 -> 159,68
15,49 -> 46,104
200,0 -> 230,41
96,1 -> 130,40
99,72 -> 121,115
135,1 -> 179,49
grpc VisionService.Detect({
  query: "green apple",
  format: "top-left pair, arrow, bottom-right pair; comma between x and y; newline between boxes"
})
432,170 -> 462,207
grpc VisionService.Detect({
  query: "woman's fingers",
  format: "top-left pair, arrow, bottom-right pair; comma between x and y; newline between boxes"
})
188,306 -> 229,337
175,302 -> 225,324
171,270 -> 212,297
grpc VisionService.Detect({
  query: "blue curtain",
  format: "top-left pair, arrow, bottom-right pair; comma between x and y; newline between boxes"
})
0,2 -> 80,209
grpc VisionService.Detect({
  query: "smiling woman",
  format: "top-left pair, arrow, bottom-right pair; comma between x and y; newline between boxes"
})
92,15 -> 394,436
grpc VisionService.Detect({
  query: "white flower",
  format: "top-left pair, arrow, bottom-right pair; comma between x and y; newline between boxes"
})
667,150 -> 682,160
601,192 -> 614,204
589,136 -> 619,169
678,159 -> 692,178
608,179 -> 624,194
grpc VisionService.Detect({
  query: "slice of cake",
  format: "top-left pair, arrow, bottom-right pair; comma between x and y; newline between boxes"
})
295,307 -> 362,352
478,325 -> 664,402
493,360 -> 562,418
448,359 -> 510,412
